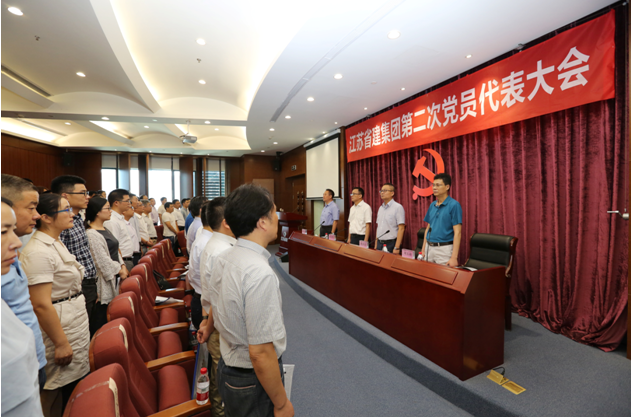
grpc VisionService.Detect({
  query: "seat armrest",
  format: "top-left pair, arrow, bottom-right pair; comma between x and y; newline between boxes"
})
167,269 -> 187,273
149,399 -> 211,417
154,302 -> 186,312
158,288 -> 186,299
149,322 -> 188,335
145,351 -> 196,372
171,261 -> 189,265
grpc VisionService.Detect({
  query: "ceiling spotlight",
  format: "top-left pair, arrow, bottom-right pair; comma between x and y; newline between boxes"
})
204,121 -> 210,124
261,150 -> 265,153
285,115 -> 291,119
273,142 -> 278,145
364,107 -> 368,110
149,151 -> 152,152
76,72 -> 86,77
387,30 -> 401,40
322,131 -> 325,134
401,87 -> 406,91
199,79 -> 206,84
333,73 -> 343,80
8,7 -> 23,15
102,117 -> 109,120
180,152 -> 183,154
65,122 -> 71,125
144,126 -> 149,128
153,119 -> 157,121
215,128 -> 219,131
335,122 -> 338,125
269,128 -> 275,131
466,54 -> 472,59
307,97 -> 314,102
196,38 -> 206,45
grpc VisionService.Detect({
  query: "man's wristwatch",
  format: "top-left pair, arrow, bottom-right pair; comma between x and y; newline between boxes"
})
394,247 -> 400,251
202,315 -> 209,320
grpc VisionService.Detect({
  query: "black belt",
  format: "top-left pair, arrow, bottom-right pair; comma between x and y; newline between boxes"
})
228,355 -> 281,373
52,291 -> 83,305
192,292 -> 201,299
122,257 -> 133,261
428,241 -> 453,247
379,238 -> 396,243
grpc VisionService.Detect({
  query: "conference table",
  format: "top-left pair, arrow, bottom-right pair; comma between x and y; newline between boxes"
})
288,232 -> 506,381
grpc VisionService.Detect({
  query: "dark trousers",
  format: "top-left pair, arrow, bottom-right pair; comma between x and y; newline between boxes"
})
132,251 -> 141,266
38,367 -> 47,390
320,225 -> 333,237
90,301 -> 109,337
82,279 -> 98,333
350,234 -> 365,245
191,293 -> 203,330
217,356 -> 284,417
377,239 -> 396,253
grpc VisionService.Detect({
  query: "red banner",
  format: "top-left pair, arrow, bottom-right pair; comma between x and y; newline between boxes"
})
346,11 -> 615,163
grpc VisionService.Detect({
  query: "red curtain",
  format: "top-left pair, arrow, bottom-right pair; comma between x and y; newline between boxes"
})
346,7 -> 628,350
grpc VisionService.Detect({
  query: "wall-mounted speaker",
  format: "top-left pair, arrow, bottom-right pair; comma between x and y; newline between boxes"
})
273,152 -> 282,171
62,152 -> 74,167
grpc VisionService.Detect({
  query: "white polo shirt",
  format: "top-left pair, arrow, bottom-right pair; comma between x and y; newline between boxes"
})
161,212 -> 177,237
348,200 -> 372,235
104,211 -> 134,257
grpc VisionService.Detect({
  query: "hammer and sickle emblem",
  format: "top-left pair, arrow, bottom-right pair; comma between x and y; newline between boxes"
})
412,149 -> 445,200
283,229 -> 287,237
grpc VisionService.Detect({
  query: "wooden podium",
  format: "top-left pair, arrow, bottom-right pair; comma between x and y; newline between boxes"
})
276,212 -> 308,257
288,232 -> 506,380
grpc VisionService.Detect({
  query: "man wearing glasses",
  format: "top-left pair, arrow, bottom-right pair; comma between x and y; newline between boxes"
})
374,183 -> 405,254
51,175 -> 99,329
347,187 -> 372,245
422,173 -> 462,267
104,189 -> 136,271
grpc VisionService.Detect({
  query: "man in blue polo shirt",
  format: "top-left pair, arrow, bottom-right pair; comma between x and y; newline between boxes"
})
422,173 -> 462,267
319,189 -> 339,237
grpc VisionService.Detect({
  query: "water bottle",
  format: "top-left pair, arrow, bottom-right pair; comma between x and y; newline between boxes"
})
417,253 -> 424,261
191,331 -> 198,351
196,367 -> 210,405
189,321 -> 197,348
382,244 -> 389,253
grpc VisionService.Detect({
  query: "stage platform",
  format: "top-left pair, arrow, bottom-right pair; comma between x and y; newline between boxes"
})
266,245 -> 631,417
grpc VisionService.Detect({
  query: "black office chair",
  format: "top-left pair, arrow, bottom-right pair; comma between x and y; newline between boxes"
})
464,233 -> 518,330
414,227 -> 427,259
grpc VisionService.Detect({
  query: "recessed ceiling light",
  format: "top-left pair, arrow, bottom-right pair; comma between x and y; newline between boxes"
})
466,54 -> 472,59
102,117 -> 109,120
334,74 -> 343,80
76,72 -> 86,77
199,80 -> 206,85
149,151 -> 152,152
215,128 -> 219,131
8,7 -> 23,15
144,126 -> 149,128
285,115 -> 291,119
387,30 -> 401,40
153,119 -> 157,121
114,149 -> 117,151
310,140 -> 314,143
334,122 -> 338,125
261,150 -> 265,153
322,131 -> 326,134
197,38 -> 206,46
65,122 -> 71,125
364,107 -> 368,110
269,128 -> 275,131
180,152 -> 183,154
401,87 -> 406,91
273,142 -> 278,145
307,97 -> 314,102
204,121 -> 210,124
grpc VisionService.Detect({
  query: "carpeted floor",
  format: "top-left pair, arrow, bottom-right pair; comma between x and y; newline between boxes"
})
267,245 -> 631,417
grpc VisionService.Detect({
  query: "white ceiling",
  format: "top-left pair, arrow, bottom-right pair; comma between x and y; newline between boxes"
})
1,0 -> 616,157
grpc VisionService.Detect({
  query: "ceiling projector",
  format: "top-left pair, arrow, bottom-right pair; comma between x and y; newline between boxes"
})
180,134 -> 197,144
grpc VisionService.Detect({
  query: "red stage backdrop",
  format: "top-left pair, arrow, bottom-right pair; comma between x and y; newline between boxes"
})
347,11 -> 616,163
346,9 -> 628,350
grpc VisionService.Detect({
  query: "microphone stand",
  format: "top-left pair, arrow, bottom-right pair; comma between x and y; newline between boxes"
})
371,230 -> 391,249
314,221 -> 325,236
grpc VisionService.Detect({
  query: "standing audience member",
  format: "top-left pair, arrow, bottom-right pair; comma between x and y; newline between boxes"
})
187,202 -> 212,330
1,175 -> 47,389
181,198 -> 191,218
2,197 -> 44,417
149,198 -> 159,225
104,189 -> 135,271
161,202 -> 178,246
157,197 -> 167,224
134,200 -> 153,252
141,200 -> 158,241
123,206 -> 141,265
374,182 -> 405,254
22,194 -> 90,417
186,196 -> 208,253
85,197 -> 128,334
210,184 -> 293,417
50,176 -> 99,333
198,197 -> 234,417
128,195 -> 143,261
173,199 -> 186,228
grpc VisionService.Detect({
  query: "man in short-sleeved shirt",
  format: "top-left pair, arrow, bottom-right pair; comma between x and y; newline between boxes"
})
347,187 -> 371,245
422,173 -> 462,267
319,189 -> 339,237
161,203 -> 178,238
104,189 -> 135,271
375,183 -> 405,254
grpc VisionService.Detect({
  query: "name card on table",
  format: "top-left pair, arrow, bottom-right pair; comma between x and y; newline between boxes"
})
328,234 -> 336,241
402,249 -> 415,259
359,240 -> 369,249
302,229 -> 307,234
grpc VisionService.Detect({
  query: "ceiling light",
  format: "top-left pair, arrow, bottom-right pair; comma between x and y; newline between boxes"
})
102,117 -> 109,120
149,151 -> 152,152
8,7 -> 23,15
269,128 -> 275,132
334,122 -> 338,125
466,54 -> 472,59
197,38 -> 206,45
334,74 -> 343,80
153,119 -> 157,121
401,87 -> 406,91
144,126 -> 149,128
310,140 -> 314,143
285,115 -> 291,119
205,121 -> 210,124
215,128 -> 219,131
199,79 -> 206,85
322,131 -> 325,134
76,72 -> 86,77
273,142 -> 278,145
261,150 -> 265,153
364,107 -> 368,110
387,30 -> 401,40
65,122 -> 71,125
307,97 -> 314,102
114,149 -> 117,151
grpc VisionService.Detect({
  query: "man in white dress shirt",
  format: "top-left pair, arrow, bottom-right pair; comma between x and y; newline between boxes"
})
104,189 -> 136,270
141,200 -> 158,241
186,196 -> 208,253
347,186 -> 372,245
187,201 -> 212,330
149,198 -> 159,225
157,197 -> 167,224
172,199 -> 186,228
133,201 -> 153,253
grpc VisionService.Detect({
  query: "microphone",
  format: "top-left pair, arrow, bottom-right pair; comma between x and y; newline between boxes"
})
314,221 -> 325,235
370,230 -> 390,247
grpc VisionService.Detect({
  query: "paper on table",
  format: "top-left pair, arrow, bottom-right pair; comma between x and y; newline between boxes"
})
359,240 -> 369,249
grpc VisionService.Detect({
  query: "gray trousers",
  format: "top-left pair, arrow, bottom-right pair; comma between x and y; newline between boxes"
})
425,244 -> 453,265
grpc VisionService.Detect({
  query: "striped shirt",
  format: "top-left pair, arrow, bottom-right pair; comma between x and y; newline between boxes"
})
60,213 -> 97,279
210,238 -> 286,368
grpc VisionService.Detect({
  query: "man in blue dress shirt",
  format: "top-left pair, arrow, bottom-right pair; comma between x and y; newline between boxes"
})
1,175 -> 47,388
319,189 -> 339,237
422,173 -> 463,267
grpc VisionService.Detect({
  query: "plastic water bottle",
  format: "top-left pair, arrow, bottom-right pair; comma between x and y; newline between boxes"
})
189,321 -> 197,348
191,331 -> 198,351
382,244 -> 389,253
196,367 -> 210,405
417,253 -> 424,261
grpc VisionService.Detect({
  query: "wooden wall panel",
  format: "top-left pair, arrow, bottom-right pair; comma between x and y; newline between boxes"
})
74,152 -> 102,191
179,157 -> 194,198
2,134 -> 70,187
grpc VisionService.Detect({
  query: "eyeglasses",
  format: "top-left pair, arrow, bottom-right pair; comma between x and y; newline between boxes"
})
379,189 -> 394,193
350,193 -> 362,196
66,191 -> 89,196
52,207 -> 73,214
118,199 -> 131,204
